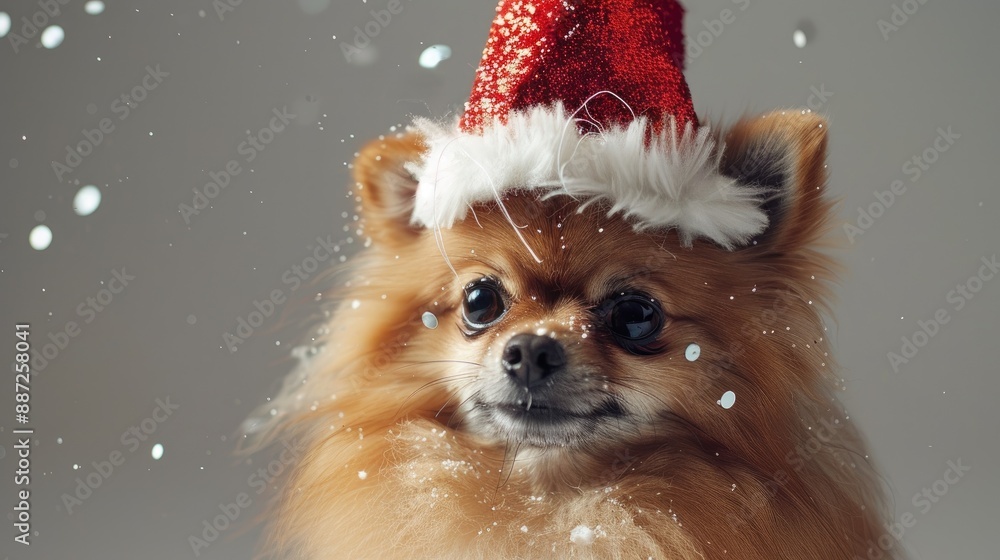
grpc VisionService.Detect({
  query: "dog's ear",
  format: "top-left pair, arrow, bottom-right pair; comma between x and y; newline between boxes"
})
721,110 -> 833,253
352,133 -> 426,245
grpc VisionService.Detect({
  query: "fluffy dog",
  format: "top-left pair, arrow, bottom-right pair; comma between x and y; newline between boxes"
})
244,1 -> 896,558
243,111 -> 894,559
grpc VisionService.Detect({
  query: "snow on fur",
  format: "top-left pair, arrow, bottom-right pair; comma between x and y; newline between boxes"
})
405,103 -> 769,249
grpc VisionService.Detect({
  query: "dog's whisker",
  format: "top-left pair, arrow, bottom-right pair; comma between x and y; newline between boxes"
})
498,439 -> 522,490
434,378 -> 480,419
605,377 -> 672,412
393,372 -> 481,418
444,390 -> 483,431
383,359 -> 487,375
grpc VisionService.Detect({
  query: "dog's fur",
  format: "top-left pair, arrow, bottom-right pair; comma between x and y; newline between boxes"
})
248,111 -> 897,559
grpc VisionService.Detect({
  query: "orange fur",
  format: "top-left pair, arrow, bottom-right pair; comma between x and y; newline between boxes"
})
248,111 -> 899,559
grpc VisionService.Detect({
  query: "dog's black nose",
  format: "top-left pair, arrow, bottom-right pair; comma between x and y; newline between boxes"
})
502,333 -> 567,388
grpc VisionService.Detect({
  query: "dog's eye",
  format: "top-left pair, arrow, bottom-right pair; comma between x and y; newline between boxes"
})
602,295 -> 665,350
463,279 -> 506,330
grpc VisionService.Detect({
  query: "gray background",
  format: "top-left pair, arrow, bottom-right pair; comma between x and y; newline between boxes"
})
0,0 -> 997,559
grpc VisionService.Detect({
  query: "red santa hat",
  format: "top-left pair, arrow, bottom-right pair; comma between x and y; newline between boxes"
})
405,0 -> 768,249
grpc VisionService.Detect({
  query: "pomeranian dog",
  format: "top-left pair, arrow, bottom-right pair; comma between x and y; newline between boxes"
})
244,1 -> 896,559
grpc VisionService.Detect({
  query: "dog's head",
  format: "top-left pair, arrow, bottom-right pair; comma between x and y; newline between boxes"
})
345,110 -> 838,461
